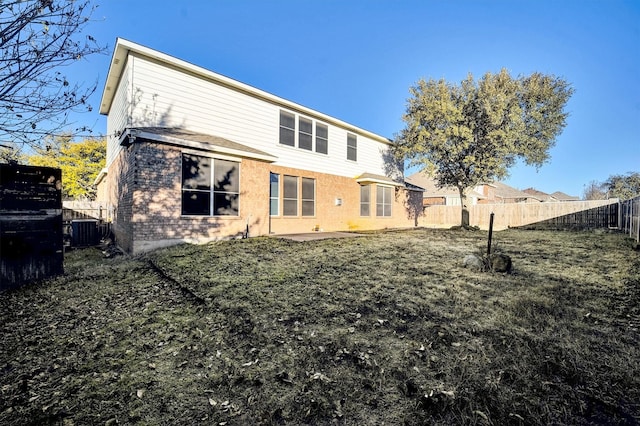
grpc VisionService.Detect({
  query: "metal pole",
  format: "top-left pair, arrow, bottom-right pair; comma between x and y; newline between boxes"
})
487,212 -> 495,256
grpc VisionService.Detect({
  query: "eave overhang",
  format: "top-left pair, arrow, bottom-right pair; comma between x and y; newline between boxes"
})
119,127 -> 277,163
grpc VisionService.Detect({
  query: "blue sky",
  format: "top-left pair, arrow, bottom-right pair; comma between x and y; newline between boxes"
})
67,0 -> 639,198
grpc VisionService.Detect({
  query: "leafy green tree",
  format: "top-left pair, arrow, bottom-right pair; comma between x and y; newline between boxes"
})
28,135 -> 106,200
0,0 -> 106,151
394,69 -> 573,227
584,173 -> 640,200
603,172 -> 640,200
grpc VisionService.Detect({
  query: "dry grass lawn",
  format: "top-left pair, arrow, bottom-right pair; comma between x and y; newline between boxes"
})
1,228 -> 639,425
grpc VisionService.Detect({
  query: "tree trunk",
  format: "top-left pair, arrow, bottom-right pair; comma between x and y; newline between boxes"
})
458,186 -> 470,228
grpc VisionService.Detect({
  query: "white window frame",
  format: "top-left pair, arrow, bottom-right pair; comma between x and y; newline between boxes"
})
270,172 -> 280,216
301,177 -> 316,217
347,133 -> 357,161
360,184 -> 371,216
181,153 -> 240,217
376,185 -> 392,217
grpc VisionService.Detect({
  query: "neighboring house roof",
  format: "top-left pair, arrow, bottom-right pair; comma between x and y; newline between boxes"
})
100,38 -> 391,145
523,188 -> 556,202
405,172 -> 484,198
551,191 -> 580,201
492,181 -> 541,201
403,181 -> 426,192
121,127 -> 278,163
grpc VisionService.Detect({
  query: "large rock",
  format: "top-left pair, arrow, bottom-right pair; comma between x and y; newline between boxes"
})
489,253 -> 512,273
463,254 -> 485,271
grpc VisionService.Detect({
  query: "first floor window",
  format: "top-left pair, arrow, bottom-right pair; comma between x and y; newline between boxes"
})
360,184 -> 370,216
270,173 -> 279,216
182,154 -> 239,216
283,175 -> 298,216
376,185 -> 392,217
302,177 -> 315,216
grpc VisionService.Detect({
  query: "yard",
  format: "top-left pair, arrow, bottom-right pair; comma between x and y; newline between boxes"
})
1,228 -> 638,425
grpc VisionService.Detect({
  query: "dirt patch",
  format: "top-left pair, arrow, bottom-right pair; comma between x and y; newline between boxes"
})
1,229 -> 638,425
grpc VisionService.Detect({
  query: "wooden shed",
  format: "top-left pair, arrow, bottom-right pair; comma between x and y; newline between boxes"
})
1,163 -> 63,290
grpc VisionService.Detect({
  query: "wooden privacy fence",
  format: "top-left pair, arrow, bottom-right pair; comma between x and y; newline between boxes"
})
63,200 -> 112,222
620,196 -> 640,242
1,163 -> 63,290
515,202 -> 619,231
419,199 -> 619,231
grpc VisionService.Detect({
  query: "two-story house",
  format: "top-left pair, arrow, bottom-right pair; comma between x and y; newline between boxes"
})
97,39 -> 423,253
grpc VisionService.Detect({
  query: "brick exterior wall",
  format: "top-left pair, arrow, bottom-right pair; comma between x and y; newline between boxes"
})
268,165 -> 423,234
103,140 -> 422,253
105,144 -> 135,252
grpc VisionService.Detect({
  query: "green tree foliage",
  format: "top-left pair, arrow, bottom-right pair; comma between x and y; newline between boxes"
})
584,173 -> 640,200
394,68 -> 573,226
0,0 -> 106,150
605,172 -> 640,200
28,135 -> 106,200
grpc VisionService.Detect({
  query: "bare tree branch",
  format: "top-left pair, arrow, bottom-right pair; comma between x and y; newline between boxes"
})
0,0 -> 107,151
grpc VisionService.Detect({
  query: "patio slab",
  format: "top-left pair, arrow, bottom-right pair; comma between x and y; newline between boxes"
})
274,232 -> 364,242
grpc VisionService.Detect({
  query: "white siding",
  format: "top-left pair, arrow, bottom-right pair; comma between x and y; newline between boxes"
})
106,60 -> 132,167
118,54 -> 395,179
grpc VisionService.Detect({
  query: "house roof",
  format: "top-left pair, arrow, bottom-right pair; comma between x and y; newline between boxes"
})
100,38 -> 392,145
405,172 -> 484,198
122,127 -> 278,163
551,191 -> 580,201
523,187 -> 556,202
492,181 -> 541,201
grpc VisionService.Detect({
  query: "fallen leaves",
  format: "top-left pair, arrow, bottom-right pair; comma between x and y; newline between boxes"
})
1,230 -> 639,425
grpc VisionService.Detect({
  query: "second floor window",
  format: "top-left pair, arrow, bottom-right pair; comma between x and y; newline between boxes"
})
316,123 -> 328,154
279,111 -> 295,147
347,133 -> 357,161
279,110 -> 328,154
299,117 -> 313,150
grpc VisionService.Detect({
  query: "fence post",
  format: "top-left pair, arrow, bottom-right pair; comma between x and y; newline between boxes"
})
487,212 -> 495,256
